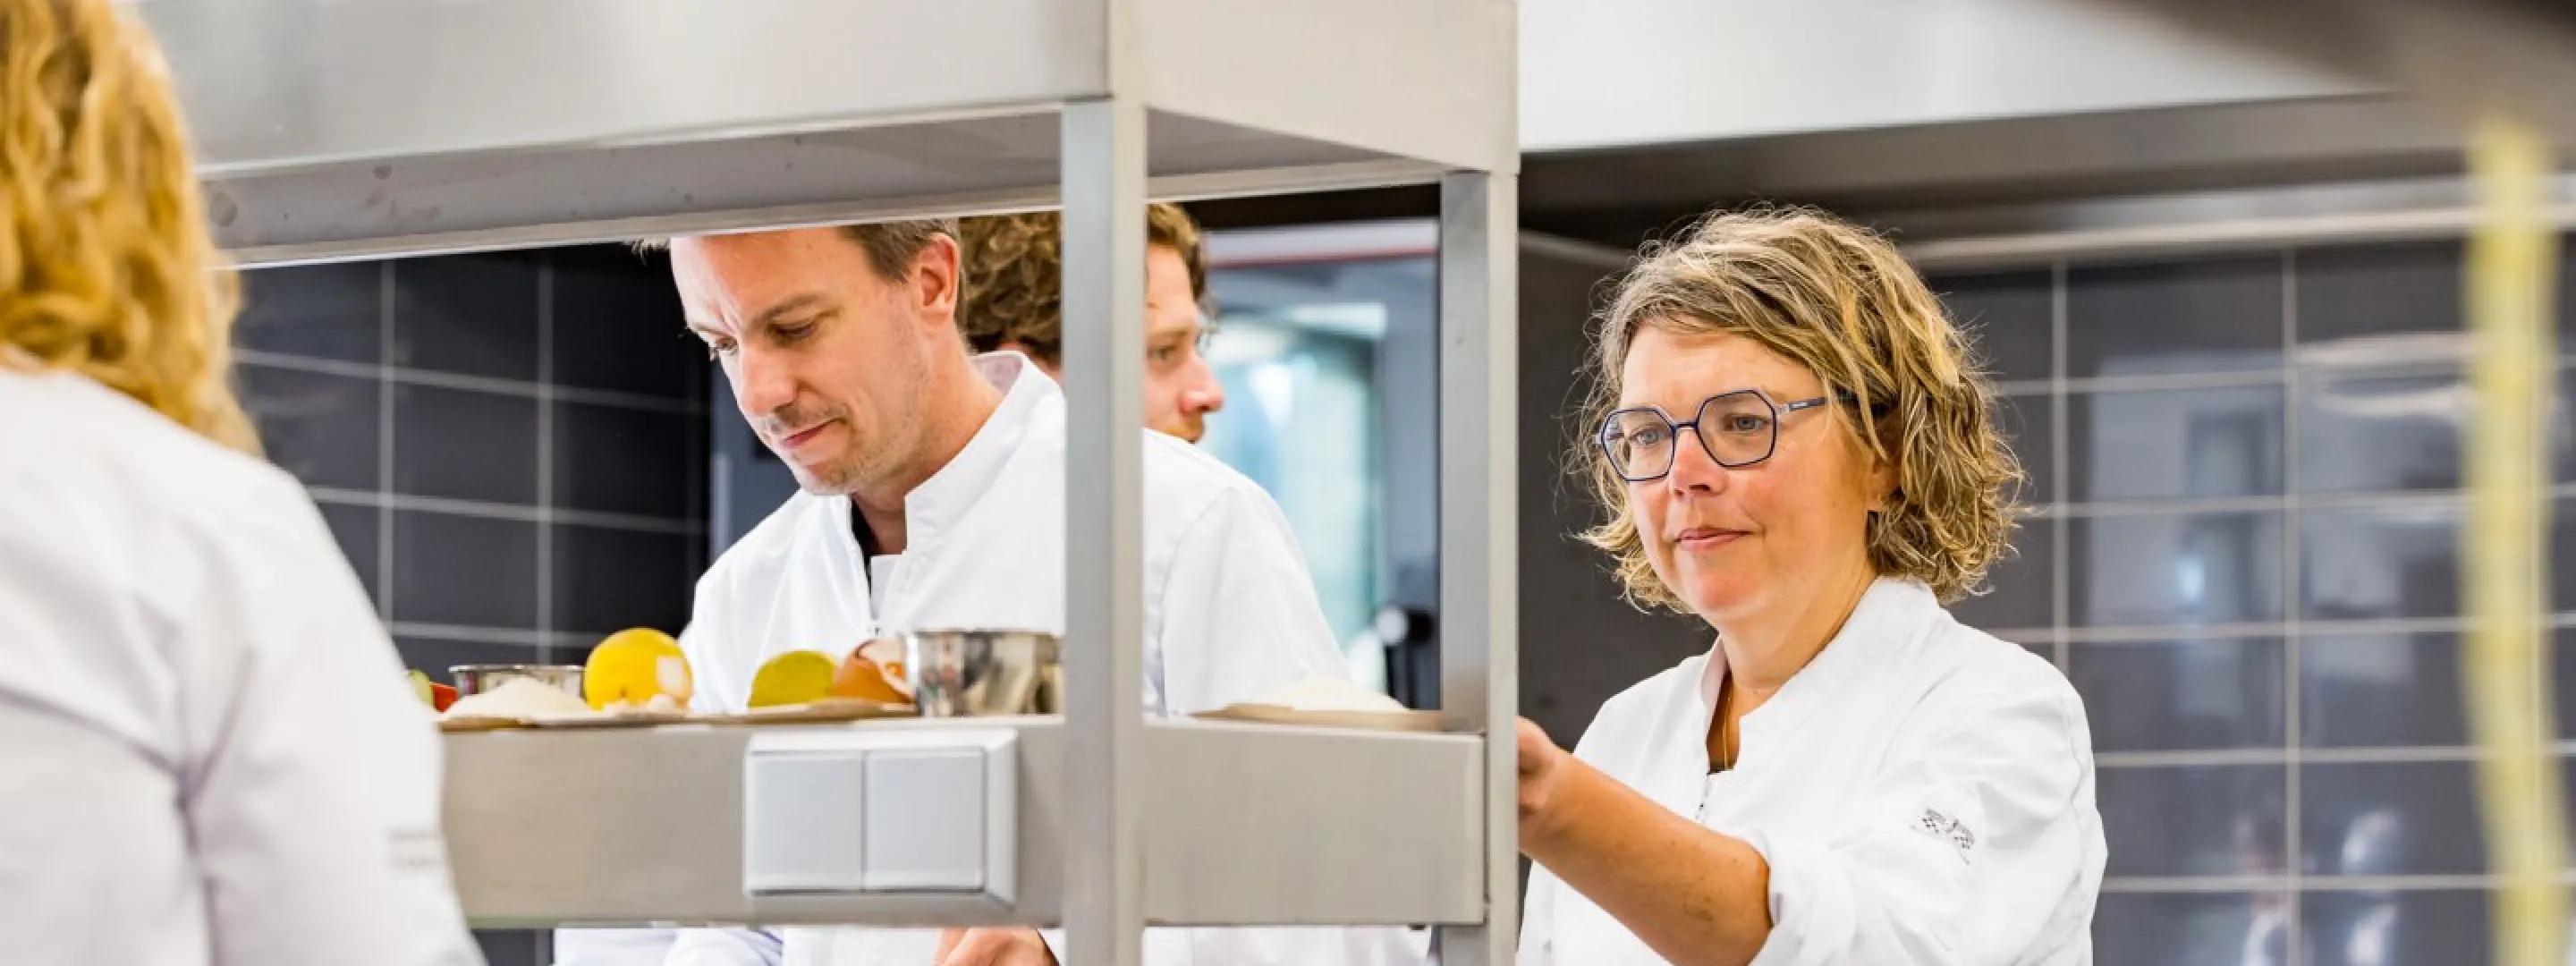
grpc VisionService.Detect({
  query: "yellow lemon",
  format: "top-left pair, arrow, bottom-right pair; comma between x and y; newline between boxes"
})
584,628 -> 691,711
749,650 -> 837,708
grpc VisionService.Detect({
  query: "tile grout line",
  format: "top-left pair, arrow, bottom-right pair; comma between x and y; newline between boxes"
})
2097,741 -> 2576,767
305,487 -> 706,536
235,348 -> 707,415
2039,487 -> 2527,518
2052,259 -> 2072,672
1987,348 -> 2562,398
377,259 -> 397,625
537,258 -> 556,666
2104,872 -> 2576,893
2281,249 -> 2305,946
2029,480 -> 2576,519
1998,609 -> 2576,644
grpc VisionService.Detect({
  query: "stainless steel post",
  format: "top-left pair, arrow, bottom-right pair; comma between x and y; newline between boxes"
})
1435,170 -> 1521,966
1060,93 -> 1149,966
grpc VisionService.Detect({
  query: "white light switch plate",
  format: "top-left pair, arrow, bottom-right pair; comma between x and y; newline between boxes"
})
862,748 -> 986,891
741,748 -> 869,894
741,728 -> 1017,903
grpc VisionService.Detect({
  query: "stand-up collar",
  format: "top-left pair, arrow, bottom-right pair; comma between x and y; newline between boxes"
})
1701,577 -> 1942,768
884,352 -> 1057,549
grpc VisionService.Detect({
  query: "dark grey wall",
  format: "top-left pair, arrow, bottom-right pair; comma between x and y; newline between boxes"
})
232,245 -> 710,966
1931,239 -> 2576,966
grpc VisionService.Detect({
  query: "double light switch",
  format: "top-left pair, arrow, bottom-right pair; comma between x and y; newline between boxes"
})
742,728 -> 1017,905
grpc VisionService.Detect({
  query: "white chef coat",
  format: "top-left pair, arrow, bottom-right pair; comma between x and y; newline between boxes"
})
558,354 -> 1425,966
0,368 -> 483,966
1519,579 -> 2104,966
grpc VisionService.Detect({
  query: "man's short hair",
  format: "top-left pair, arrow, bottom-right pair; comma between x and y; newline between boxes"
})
955,203 -> 1206,365
632,219 -> 959,281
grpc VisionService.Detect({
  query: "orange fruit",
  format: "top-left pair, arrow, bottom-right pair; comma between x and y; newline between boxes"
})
830,645 -> 909,704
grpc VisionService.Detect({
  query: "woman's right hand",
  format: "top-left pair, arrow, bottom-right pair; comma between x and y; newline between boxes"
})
1517,718 -> 1570,841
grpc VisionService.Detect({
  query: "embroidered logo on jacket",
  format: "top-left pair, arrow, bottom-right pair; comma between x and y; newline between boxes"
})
1916,807 -> 1975,855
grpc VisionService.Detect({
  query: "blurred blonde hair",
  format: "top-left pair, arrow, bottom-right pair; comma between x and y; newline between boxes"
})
0,0 -> 255,452
1578,207 -> 2020,609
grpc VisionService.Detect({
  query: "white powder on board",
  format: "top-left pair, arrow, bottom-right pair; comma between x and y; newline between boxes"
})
445,677 -> 594,720
1256,677 -> 1409,714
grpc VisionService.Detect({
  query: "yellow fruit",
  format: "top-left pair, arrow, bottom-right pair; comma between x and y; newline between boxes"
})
749,650 -> 836,708
829,650 -> 908,704
584,628 -> 692,711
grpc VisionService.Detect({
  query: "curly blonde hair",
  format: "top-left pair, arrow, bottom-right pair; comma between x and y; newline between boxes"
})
1578,207 -> 2021,609
0,0 -> 253,452
957,203 -> 1204,364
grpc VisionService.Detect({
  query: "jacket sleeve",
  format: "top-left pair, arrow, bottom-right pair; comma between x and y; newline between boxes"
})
678,564 -> 746,715
187,496 -> 484,966
1151,482 -> 1351,715
1739,681 -> 2101,966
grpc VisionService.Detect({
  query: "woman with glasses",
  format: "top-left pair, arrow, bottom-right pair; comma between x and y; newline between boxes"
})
1515,208 -> 2104,965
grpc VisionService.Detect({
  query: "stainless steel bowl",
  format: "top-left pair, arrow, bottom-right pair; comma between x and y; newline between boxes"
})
903,630 -> 1061,717
450,664 -> 584,699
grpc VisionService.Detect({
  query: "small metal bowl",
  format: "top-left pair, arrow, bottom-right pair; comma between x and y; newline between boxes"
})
450,664 -> 585,699
904,630 -> 1061,717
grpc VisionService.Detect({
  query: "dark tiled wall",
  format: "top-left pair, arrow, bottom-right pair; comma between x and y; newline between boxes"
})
1932,238 -> 2576,966
233,245 -> 710,966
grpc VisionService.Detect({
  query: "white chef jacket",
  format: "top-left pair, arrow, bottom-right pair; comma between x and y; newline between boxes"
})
0,368 -> 483,966
1519,579 -> 2104,966
558,354 -> 1424,966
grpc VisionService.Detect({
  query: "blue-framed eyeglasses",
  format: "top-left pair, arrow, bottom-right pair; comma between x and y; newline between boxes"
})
1597,388 -> 1855,482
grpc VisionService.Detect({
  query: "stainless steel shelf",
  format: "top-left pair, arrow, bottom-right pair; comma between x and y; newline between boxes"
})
136,0 -> 1516,265
445,718 -> 1486,928
160,3 -> 1521,959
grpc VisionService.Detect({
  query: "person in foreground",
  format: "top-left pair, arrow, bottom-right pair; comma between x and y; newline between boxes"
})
0,2 -> 484,963
958,202 -> 1226,443
1514,208 -> 2106,966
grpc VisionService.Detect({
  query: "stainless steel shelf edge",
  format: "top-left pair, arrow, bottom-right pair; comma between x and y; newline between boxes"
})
221,156 -> 1449,269
440,720 -> 1485,928
146,0 -> 1514,262
199,109 -> 1440,266
442,718 -> 1068,930
1140,721 -> 1486,927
